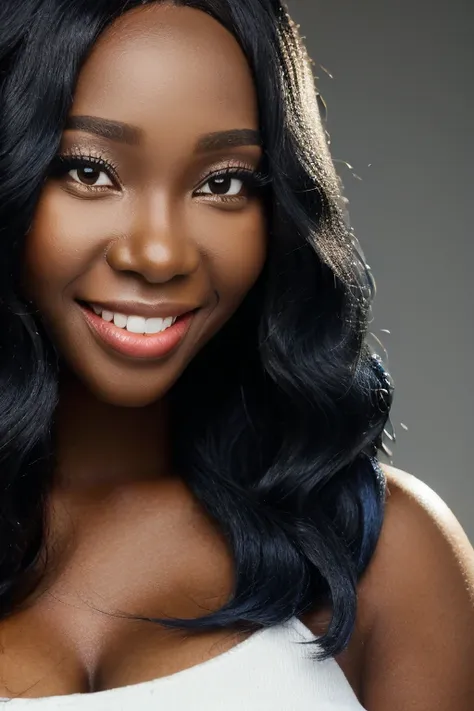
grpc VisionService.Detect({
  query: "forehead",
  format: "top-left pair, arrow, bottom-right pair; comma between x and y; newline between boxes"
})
71,4 -> 259,136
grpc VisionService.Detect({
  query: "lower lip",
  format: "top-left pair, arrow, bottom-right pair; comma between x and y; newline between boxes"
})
79,303 -> 196,360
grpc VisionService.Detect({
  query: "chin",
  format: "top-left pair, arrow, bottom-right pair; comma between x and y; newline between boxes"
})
64,365 -> 180,408
95,378 -> 177,407
94,388 -> 163,408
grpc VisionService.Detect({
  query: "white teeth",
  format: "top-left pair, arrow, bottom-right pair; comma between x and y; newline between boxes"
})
145,317 -> 165,334
126,316 -> 147,334
89,304 -> 177,335
113,313 -> 128,329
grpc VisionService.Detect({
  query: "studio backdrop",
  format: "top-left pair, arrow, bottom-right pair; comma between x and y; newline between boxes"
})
287,0 -> 473,540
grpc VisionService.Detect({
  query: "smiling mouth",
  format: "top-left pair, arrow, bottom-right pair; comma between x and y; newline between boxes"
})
79,301 -> 180,335
78,301 -> 197,360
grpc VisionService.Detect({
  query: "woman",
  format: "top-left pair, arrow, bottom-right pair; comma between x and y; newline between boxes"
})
0,0 -> 472,707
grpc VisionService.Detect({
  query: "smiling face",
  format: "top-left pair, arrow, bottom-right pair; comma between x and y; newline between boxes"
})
23,2 -> 268,407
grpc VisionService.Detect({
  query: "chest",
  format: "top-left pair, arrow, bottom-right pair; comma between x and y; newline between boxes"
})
0,482 -> 365,701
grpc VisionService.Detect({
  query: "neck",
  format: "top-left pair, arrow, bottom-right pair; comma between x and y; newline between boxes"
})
51,371 -> 173,501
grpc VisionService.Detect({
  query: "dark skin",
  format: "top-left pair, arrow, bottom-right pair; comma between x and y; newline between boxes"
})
1,3 -> 472,706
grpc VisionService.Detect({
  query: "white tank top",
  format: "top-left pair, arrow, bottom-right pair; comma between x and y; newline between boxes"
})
0,617 -> 366,709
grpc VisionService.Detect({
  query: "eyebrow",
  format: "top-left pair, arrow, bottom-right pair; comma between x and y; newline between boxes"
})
64,116 -> 262,152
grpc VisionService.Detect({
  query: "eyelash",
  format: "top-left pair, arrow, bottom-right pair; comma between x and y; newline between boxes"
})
50,152 -> 271,201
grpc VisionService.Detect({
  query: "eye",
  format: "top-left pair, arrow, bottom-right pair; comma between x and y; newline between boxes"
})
50,154 -> 119,191
195,167 -> 270,201
198,174 -> 244,197
69,166 -> 113,187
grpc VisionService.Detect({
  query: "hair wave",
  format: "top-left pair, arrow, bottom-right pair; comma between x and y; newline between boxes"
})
0,0 -> 394,661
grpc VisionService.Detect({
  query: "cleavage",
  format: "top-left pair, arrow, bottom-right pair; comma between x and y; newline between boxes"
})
0,479 -> 252,697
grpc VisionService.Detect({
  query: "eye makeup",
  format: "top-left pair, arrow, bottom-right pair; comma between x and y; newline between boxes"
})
48,148 -> 272,201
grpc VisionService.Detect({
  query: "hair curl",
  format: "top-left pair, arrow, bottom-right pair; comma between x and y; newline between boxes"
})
0,0 -> 394,661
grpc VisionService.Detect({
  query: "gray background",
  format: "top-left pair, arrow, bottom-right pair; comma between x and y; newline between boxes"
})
287,0 -> 473,539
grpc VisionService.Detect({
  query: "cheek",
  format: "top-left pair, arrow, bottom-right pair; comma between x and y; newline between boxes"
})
205,206 -> 268,308
23,188 -> 80,305
22,187 -> 124,306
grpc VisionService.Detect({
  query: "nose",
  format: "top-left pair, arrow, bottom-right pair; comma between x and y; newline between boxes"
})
105,195 -> 200,284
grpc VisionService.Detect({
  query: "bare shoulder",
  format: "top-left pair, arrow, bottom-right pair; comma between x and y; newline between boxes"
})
371,463 -> 474,596
359,462 -> 474,709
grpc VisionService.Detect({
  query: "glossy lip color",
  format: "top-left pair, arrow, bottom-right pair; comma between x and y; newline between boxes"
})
79,302 -> 196,360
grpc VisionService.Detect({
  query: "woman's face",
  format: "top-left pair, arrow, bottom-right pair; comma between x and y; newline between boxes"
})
23,3 -> 267,407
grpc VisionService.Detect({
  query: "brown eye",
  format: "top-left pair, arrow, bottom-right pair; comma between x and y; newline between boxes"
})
69,166 -> 113,187
199,175 -> 244,197
194,166 -> 270,201
50,154 -> 119,189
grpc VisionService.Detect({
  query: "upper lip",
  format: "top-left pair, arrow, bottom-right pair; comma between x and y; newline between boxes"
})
79,299 -> 199,319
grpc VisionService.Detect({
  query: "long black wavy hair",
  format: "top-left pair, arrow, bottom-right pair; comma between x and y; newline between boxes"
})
0,0 -> 394,661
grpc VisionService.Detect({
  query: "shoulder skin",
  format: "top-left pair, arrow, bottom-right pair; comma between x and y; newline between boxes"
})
358,463 -> 474,710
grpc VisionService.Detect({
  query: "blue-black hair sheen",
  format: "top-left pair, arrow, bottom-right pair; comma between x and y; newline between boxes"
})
0,0 -> 394,661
